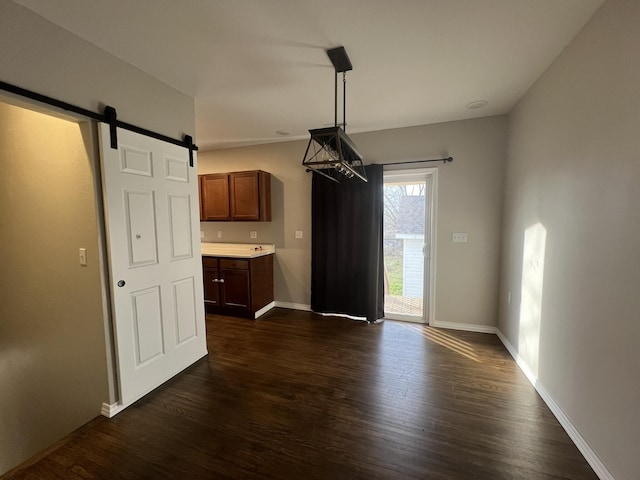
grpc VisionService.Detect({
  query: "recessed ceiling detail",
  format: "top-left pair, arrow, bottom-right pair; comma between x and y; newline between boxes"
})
466,100 -> 488,110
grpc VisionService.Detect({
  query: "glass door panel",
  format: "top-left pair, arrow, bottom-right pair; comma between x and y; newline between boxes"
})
383,176 -> 428,322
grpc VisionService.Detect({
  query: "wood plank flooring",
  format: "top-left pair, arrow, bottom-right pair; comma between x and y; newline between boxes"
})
3,309 -> 598,479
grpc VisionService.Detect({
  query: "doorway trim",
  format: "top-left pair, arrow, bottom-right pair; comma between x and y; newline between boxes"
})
383,166 -> 438,325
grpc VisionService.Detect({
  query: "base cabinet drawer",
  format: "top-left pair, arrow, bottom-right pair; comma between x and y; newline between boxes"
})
219,259 -> 249,270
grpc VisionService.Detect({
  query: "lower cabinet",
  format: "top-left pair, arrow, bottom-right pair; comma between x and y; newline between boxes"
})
203,254 -> 274,318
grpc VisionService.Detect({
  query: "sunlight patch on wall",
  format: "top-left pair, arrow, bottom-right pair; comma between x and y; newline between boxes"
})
518,222 -> 547,380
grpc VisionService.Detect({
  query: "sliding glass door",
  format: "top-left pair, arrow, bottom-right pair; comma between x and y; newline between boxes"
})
383,169 -> 435,323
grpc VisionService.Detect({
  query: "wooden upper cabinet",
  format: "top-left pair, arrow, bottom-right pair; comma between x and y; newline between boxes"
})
200,173 -> 231,221
230,171 -> 271,221
200,170 -> 271,222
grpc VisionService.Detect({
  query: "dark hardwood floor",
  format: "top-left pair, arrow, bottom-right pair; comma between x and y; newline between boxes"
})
4,309 -> 598,479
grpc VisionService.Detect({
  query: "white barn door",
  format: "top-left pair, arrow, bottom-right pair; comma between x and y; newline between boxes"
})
99,124 -> 206,408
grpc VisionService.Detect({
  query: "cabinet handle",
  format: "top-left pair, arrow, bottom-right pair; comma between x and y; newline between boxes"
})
219,279 -> 225,283
212,278 -> 225,283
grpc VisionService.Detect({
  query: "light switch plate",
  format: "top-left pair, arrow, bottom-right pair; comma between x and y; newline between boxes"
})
79,248 -> 87,266
250,231 -> 257,239
295,230 -> 303,239
200,230 -> 205,239
452,232 -> 468,243
217,230 -> 222,238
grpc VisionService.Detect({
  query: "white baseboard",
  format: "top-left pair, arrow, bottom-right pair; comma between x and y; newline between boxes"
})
101,402 -> 125,418
430,319 -> 497,334
254,301 -> 275,318
495,330 -> 538,386
274,301 -> 311,311
496,329 -> 614,480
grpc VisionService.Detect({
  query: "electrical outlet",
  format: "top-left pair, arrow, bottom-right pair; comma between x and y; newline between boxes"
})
217,230 -> 222,239
200,230 -> 205,239
452,232 -> 468,243
295,230 -> 303,239
250,231 -> 257,239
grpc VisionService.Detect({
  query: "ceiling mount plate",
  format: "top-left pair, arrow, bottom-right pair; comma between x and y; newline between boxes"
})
327,46 -> 352,73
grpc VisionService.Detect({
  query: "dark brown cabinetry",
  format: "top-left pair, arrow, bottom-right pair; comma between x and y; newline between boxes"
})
200,173 -> 231,221
202,254 -> 274,318
202,259 -> 220,306
199,170 -> 271,222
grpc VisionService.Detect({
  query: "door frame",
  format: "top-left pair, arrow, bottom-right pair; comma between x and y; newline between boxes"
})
383,166 -> 438,325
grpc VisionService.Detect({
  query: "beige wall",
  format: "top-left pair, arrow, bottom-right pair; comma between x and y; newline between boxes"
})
0,1 -> 195,139
199,115 -> 507,327
199,141 -> 312,307
0,102 -> 109,475
357,116 -> 507,329
499,0 -> 639,478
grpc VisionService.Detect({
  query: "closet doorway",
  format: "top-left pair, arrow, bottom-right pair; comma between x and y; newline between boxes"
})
0,99 -> 109,473
383,168 -> 436,324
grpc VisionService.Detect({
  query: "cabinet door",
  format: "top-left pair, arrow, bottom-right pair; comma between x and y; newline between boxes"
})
201,174 -> 230,221
229,171 -> 261,221
220,268 -> 250,308
203,266 -> 220,305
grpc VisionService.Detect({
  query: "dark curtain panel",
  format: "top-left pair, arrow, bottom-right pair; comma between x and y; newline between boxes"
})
311,164 -> 384,322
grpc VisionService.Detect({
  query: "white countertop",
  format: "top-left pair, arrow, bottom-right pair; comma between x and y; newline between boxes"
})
200,242 -> 275,258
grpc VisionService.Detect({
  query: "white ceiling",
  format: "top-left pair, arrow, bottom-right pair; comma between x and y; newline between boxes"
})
15,0 -> 605,151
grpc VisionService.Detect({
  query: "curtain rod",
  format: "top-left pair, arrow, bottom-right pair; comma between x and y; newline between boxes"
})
0,79 -> 198,155
385,157 -> 453,166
